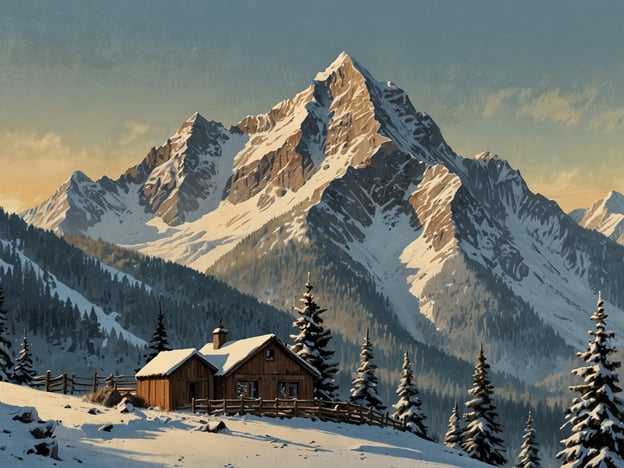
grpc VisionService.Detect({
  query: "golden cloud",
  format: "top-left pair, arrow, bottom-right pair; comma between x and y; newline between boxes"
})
518,87 -> 598,127
589,107 -> 624,132
482,87 -> 521,118
0,128 -> 146,212
119,120 -> 151,146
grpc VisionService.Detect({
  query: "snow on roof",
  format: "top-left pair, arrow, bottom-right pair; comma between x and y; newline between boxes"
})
136,348 -> 213,378
200,334 -> 275,376
199,334 -> 319,377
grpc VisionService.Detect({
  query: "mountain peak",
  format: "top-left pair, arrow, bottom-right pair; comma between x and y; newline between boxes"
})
603,190 -> 624,214
474,151 -> 499,161
176,112 -> 210,135
67,170 -> 93,186
314,51 -> 369,82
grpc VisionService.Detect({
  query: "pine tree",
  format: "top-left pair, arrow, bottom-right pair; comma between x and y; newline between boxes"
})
290,273 -> 339,400
350,328 -> 385,411
444,401 -> 464,450
0,285 -> 14,382
13,329 -> 36,386
391,350 -> 429,439
461,343 -> 506,466
517,412 -> 540,468
557,292 -> 624,467
145,303 -> 171,364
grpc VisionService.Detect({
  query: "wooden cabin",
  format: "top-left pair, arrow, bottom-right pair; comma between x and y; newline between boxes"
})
136,325 -> 320,410
136,348 -> 217,410
199,328 -> 320,401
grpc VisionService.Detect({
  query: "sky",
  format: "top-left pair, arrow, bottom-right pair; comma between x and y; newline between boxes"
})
1,0 -> 624,213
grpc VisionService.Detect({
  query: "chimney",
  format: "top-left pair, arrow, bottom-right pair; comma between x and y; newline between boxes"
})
212,319 -> 228,350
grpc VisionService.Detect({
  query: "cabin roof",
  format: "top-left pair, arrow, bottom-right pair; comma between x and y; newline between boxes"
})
136,348 -> 217,378
199,334 -> 320,377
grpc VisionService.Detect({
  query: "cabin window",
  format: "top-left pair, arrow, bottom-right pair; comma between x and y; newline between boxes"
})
236,380 -> 258,398
265,349 -> 275,360
278,381 -> 299,399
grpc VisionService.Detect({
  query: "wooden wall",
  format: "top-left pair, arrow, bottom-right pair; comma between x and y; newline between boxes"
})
137,356 -> 214,410
215,339 -> 315,400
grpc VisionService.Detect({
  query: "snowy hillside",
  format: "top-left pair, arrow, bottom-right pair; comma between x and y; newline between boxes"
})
0,382 -> 486,467
0,239 -> 146,348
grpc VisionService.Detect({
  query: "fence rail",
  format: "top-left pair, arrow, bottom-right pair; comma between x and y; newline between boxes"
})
191,397 -> 407,432
32,371 -> 137,395
33,374 -> 405,432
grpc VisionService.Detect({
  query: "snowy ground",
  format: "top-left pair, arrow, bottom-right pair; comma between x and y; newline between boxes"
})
0,382 -> 487,467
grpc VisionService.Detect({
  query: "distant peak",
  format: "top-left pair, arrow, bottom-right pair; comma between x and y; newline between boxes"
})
176,112 -> 210,134
185,111 -> 209,126
68,170 -> 92,185
474,151 -> 499,161
603,190 -> 624,214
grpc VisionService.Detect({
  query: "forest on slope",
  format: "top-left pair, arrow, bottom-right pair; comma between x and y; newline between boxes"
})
0,208 -> 571,463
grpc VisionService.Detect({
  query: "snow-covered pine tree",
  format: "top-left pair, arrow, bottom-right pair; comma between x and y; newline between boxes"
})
290,273 -> 339,400
0,285 -> 14,382
145,303 -> 171,364
461,343 -> 506,466
557,292 -> 624,467
13,329 -> 36,386
517,412 -> 540,468
444,401 -> 464,450
391,350 -> 429,439
350,328 -> 385,411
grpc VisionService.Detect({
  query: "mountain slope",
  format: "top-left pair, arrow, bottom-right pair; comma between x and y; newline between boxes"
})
21,52 -> 624,386
571,190 -> 624,244
0,208 -> 299,375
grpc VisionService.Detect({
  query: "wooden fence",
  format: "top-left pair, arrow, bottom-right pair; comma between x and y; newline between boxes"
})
32,374 -> 406,432
191,397 -> 407,432
32,371 -> 136,395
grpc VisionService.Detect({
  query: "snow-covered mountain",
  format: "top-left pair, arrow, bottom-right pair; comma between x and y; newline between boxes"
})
570,190 -> 624,244
22,52 -> 624,383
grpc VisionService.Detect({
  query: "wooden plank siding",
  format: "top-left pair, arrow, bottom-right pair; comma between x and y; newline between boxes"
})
137,355 -> 214,410
214,340 -> 315,400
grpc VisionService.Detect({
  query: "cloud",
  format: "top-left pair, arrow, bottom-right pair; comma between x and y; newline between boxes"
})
518,87 -> 598,127
0,128 -> 147,212
0,195 -> 23,214
119,120 -> 151,146
589,107 -> 624,132
483,86 -> 601,129
0,129 -> 73,163
482,87 -> 521,118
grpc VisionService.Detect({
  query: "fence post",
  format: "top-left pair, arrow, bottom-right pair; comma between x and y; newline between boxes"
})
70,374 -> 76,395
44,370 -> 51,392
293,399 -> 298,417
274,398 -> 279,417
192,398 -> 196,414
223,398 -> 227,416
62,372 -> 68,394
92,372 -> 98,392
